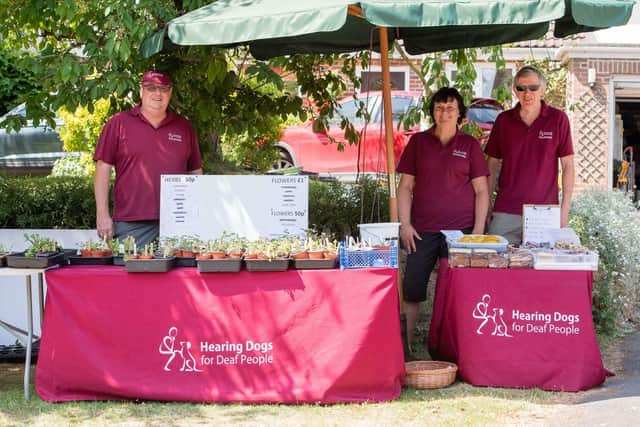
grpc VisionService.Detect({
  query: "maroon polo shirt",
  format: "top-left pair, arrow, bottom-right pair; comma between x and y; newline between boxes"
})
397,128 -> 489,233
484,101 -> 574,215
94,105 -> 202,221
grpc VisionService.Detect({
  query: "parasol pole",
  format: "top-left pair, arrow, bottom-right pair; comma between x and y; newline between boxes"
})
347,6 -> 398,222
379,26 -> 408,352
378,27 -> 399,223
349,5 -> 407,357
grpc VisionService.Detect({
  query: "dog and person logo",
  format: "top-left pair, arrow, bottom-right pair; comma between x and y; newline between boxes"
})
159,326 -> 275,372
471,294 -> 583,338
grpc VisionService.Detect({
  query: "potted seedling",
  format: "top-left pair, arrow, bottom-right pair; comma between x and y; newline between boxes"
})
290,237 -> 308,260
125,240 -> 176,273
306,236 -> 326,260
225,234 -> 246,259
196,232 -> 244,273
122,236 -> 138,260
7,233 -> 65,268
244,237 -> 290,272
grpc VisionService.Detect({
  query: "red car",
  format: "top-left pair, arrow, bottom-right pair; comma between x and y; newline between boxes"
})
272,92 -> 503,178
273,91 -> 422,178
466,97 -> 504,145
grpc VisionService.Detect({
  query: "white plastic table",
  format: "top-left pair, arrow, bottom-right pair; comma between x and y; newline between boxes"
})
0,267 -> 47,400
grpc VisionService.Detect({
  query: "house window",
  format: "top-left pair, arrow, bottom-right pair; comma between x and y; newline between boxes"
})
448,66 -> 513,98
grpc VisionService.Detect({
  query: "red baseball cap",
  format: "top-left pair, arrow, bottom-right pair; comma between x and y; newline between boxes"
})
140,70 -> 172,86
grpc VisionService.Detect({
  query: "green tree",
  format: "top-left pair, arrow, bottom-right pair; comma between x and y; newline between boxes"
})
0,43 -> 40,116
0,0 -> 508,171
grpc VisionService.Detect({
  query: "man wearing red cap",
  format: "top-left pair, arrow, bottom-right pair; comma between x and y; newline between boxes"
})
93,70 -> 203,246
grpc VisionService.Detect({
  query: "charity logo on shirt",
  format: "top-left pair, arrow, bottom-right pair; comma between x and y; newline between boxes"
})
538,131 -> 553,140
452,149 -> 468,159
168,132 -> 183,143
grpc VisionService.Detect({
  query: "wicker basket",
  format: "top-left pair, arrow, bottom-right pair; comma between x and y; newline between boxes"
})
404,361 -> 458,389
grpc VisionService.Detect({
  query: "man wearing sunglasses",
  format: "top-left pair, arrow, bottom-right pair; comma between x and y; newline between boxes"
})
93,70 -> 203,246
485,65 -> 575,245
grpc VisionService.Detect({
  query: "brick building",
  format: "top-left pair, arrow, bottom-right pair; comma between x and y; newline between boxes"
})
350,6 -> 640,195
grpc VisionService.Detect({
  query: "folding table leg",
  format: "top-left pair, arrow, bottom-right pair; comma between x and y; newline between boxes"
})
24,275 -> 33,401
38,273 -> 44,329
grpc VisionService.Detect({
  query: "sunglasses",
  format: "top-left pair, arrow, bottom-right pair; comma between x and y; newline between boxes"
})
143,85 -> 172,93
515,84 -> 541,92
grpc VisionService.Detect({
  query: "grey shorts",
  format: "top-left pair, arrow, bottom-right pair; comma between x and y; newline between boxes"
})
488,212 -> 522,245
114,220 -> 159,247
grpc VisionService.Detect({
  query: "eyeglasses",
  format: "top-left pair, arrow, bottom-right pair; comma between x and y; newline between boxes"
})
434,105 -> 458,114
515,84 -> 541,92
143,85 -> 172,93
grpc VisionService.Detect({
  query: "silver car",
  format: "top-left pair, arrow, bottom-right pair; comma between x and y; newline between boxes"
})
0,103 -> 75,175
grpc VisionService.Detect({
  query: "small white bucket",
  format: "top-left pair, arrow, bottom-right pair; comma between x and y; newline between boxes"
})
357,222 -> 400,246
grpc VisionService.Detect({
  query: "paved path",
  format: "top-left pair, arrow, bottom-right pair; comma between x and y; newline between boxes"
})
548,330 -> 640,426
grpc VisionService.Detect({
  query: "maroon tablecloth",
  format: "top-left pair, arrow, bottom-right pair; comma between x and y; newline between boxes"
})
428,260 -> 611,391
36,266 -> 404,403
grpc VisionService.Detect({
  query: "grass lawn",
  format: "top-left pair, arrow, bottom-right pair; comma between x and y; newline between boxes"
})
0,269 -> 624,426
1,356 -> 619,427
0,329 -> 621,426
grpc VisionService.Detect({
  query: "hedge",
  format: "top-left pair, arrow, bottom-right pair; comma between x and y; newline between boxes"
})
0,175 -> 390,236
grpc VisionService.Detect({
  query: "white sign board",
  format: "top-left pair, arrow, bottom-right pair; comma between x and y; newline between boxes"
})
159,175 -> 308,240
522,204 -> 561,244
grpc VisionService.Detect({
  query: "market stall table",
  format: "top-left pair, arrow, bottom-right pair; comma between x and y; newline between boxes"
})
0,267 -> 47,400
36,266 -> 404,403
428,260 -> 610,391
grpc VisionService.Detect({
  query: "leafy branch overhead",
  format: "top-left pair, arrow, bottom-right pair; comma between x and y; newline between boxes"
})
1,0 -> 514,171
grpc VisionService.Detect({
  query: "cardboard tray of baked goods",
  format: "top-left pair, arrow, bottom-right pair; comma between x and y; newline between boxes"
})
533,250 -> 598,271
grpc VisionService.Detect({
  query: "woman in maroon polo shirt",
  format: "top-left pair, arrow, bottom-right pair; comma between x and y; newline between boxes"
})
397,87 -> 489,350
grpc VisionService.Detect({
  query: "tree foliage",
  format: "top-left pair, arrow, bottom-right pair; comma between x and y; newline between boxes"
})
0,43 -> 40,116
0,0 -> 508,171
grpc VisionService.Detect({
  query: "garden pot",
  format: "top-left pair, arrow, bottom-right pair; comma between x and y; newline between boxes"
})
308,251 -> 324,260
292,251 -> 309,260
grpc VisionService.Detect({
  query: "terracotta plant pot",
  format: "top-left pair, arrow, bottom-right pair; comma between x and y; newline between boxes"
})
80,249 -> 92,257
209,251 -> 227,259
196,253 -> 212,260
174,249 -> 183,257
182,250 -> 195,258
90,250 -> 104,257
125,254 -> 140,260
228,251 -> 244,258
256,254 -> 269,260
292,251 -> 309,260
308,251 -> 325,259
323,252 -> 338,260
243,253 -> 258,260
139,255 -> 153,260
102,249 -> 113,257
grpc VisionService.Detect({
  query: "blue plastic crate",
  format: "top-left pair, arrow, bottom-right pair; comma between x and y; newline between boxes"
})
339,242 -> 398,269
